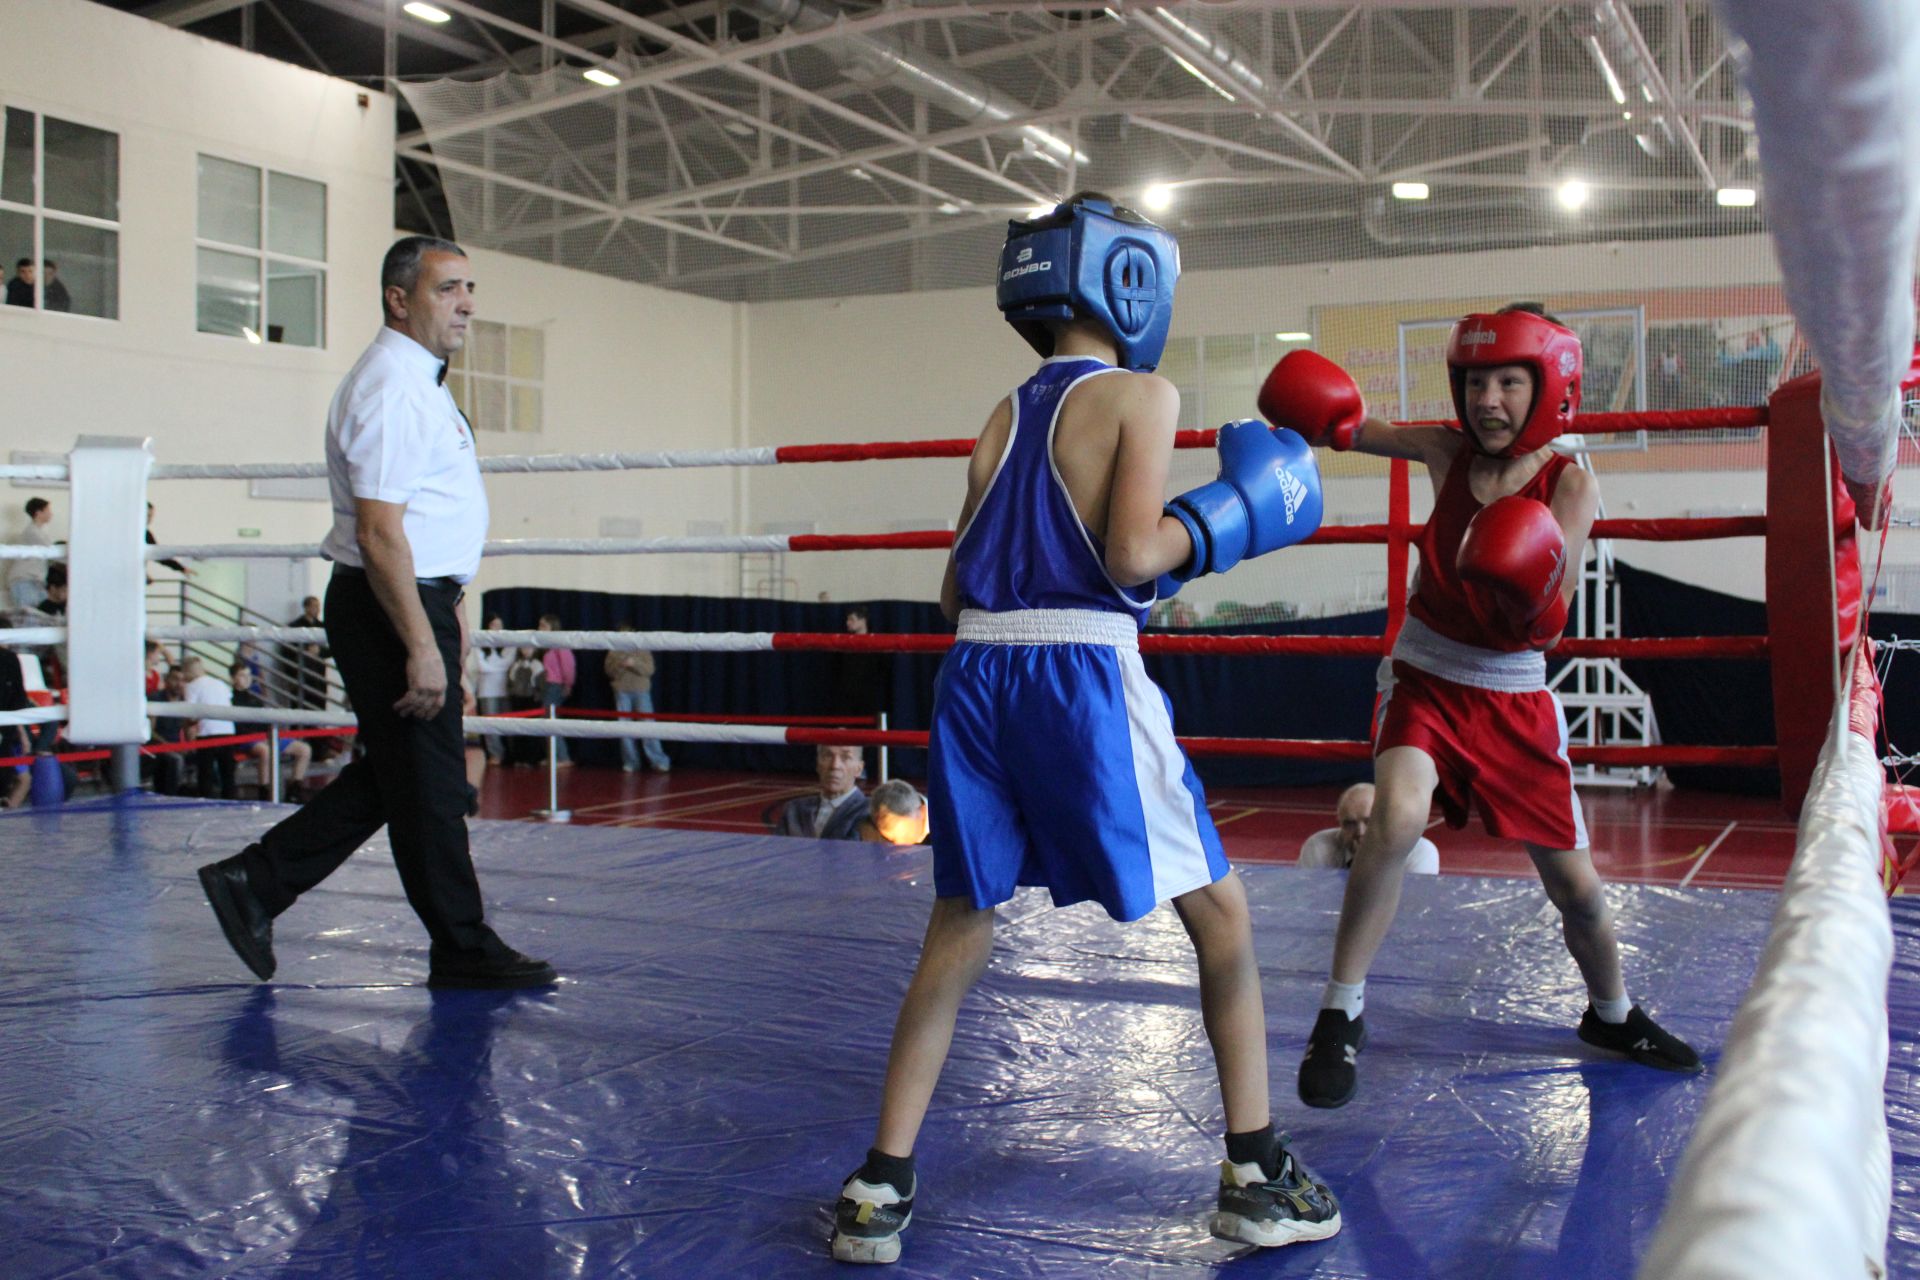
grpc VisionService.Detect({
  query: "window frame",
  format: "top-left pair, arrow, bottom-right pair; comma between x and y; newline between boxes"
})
193,151 -> 329,349
0,101 -> 122,324
448,319 -> 546,435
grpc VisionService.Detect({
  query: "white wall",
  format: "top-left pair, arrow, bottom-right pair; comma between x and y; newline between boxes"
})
0,0 -> 740,618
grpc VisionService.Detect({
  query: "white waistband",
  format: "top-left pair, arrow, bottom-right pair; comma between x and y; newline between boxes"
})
956,608 -> 1140,649
1390,614 -> 1547,692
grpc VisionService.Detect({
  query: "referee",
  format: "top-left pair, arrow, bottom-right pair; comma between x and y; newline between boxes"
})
198,236 -> 555,990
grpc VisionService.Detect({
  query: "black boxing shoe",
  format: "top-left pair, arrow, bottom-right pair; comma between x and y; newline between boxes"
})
1577,1005 -> 1703,1074
198,853 -> 276,981
426,940 -> 557,990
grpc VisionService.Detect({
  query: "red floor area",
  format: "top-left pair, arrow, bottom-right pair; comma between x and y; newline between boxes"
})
475,763 -> 1807,890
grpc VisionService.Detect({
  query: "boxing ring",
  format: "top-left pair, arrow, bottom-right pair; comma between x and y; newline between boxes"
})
0,371 -> 1916,1278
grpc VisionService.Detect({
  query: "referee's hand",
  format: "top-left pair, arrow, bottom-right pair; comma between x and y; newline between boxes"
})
396,649 -> 448,719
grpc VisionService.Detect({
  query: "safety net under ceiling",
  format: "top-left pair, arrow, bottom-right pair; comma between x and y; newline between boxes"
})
396,1 -> 1766,304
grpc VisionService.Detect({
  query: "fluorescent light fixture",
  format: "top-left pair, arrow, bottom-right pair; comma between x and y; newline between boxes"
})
1274,332 -> 1311,342
722,120 -> 755,137
240,326 -> 263,345
1027,204 -> 1054,220
850,167 -> 873,182
1584,35 -> 1628,104
1142,183 -> 1174,213
1391,181 -> 1429,201
582,67 -> 622,87
1556,179 -> 1591,211
936,201 -> 961,215
1716,187 -> 1758,207
1166,50 -> 1237,102
403,1 -> 451,22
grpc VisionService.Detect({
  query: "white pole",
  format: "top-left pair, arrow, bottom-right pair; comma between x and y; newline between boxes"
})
537,703 -> 571,822
268,725 -> 281,804
877,711 -> 889,784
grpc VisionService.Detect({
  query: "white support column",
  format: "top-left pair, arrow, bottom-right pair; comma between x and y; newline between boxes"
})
68,436 -> 153,744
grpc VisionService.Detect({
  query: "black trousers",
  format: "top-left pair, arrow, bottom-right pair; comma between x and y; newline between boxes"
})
242,569 -> 495,955
195,745 -> 235,800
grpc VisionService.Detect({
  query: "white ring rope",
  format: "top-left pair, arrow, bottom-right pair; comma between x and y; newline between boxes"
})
146,703 -> 795,744
132,536 -> 803,561
134,625 -> 778,652
0,705 -> 70,727
0,446 -> 789,485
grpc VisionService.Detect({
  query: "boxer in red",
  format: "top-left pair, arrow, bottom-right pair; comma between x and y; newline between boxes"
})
1259,303 -> 1701,1108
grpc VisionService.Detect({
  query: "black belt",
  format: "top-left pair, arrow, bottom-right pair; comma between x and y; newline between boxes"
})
330,563 -> 465,593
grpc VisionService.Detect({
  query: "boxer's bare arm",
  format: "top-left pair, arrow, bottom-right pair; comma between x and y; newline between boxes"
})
1548,465 -> 1600,604
1101,373 -> 1194,586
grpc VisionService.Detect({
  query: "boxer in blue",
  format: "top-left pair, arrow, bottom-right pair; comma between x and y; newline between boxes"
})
829,194 -> 1341,1264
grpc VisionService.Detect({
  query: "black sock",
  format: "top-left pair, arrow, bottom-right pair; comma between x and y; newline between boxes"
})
1224,1124 -> 1282,1180
860,1147 -> 915,1196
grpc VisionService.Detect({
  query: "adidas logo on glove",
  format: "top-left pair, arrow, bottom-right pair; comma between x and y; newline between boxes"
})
1275,464 -> 1308,524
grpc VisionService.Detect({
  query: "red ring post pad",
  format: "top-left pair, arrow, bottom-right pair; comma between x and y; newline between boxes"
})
1764,363 -> 1877,814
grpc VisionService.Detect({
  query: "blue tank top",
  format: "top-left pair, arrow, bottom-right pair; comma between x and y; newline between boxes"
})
953,356 -> 1154,624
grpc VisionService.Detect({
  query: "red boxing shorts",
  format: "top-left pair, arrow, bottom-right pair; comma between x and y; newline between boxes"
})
1373,660 -> 1589,851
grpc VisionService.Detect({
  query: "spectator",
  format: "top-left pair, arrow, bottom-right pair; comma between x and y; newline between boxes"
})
7,497 -> 53,611
604,622 -> 670,774
464,613 -> 513,761
536,614 -> 574,767
230,661 -> 310,797
775,744 -> 870,841
179,655 -> 237,800
1297,783 -> 1438,875
144,502 -> 195,583
144,640 -> 167,698
282,595 -> 329,710
235,641 -> 266,695
832,605 -> 889,777
149,665 -> 190,797
504,644 -> 545,766
4,258 -> 33,307
38,562 -> 67,617
0,645 -> 30,809
860,779 -> 930,846
40,260 -> 70,313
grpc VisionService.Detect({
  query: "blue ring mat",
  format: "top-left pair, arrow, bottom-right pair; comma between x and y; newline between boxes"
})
1,794 -> 1915,1279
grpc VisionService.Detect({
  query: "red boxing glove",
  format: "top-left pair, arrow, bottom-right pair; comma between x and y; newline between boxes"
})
1457,496 -> 1570,650
1256,350 -> 1365,451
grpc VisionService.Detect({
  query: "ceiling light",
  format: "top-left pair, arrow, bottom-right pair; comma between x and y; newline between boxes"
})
1391,181 -> 1429,201
1142,183 -> 1174,213
937,202 -> 961,215
722,120 -> 755,137
1274,332 -> 1311,342
1716,187 -> 1758,207
403,1 -> 451,22
582,67 -> 622,88
240,326 -> 263,345
1027,204 -> 1054,220
1556,179 -> 1591,211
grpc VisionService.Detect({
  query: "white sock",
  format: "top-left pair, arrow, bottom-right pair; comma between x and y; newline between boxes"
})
1591,993 -> 1632,1024
1321,979 -> 1365,1020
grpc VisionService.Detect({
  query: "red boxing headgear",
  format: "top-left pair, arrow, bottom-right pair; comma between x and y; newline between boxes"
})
1446,310 -> 1583,457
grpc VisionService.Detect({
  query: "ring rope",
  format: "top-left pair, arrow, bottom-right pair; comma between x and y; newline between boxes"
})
5,623 -> 1769,661
0,405 -> 1773,486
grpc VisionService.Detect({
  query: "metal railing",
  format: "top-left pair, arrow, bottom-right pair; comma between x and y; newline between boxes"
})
145,579 -> 345,712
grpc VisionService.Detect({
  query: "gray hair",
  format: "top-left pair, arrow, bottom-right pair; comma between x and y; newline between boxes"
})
869,779 -> 924,818
381,235 -> 466,307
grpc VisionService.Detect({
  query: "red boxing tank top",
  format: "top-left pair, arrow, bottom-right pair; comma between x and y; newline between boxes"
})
1408,446 -> 1576,651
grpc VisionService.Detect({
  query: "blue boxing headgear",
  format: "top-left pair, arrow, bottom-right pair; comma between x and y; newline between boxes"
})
996,195 -> 1179,372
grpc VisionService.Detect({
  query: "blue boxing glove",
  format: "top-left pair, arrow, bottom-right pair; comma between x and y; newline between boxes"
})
1164,420 -> 1324,581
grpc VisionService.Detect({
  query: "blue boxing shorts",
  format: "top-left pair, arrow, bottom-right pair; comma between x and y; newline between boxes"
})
928,609 -> 1229,922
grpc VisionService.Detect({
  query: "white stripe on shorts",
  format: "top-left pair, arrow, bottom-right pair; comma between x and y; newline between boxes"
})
1116,649 -> 1219,904
1551,689 -> 1591,851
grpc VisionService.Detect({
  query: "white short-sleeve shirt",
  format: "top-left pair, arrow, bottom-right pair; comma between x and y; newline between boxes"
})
184,674 -> 235,737
1298,827 -> 1439,874
319,326 -> 489,583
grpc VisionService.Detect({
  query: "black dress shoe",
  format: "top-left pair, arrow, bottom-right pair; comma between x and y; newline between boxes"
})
198,855 -> 276,981
427,943 -> 557,990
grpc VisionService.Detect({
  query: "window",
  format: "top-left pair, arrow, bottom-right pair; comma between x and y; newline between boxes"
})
195,155 -> 326,346
447,320 -> 544,433
0,107 -> 119,319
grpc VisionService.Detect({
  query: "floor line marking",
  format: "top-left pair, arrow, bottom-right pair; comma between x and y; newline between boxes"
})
1679,821 -> 1739,888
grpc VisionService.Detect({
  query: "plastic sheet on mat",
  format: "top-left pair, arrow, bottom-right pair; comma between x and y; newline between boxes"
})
0,794 -> 1916,1279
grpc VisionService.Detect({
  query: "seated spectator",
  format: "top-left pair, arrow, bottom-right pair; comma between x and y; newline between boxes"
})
179,655 -> 237,800
859,779 -> 930,846
149,665 -> 190,796
775,744 -> 870,841
1298,782 -> 1439,874
143,640 -> 167,698
230,661 -> 309,797
38,563 -> 67,617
